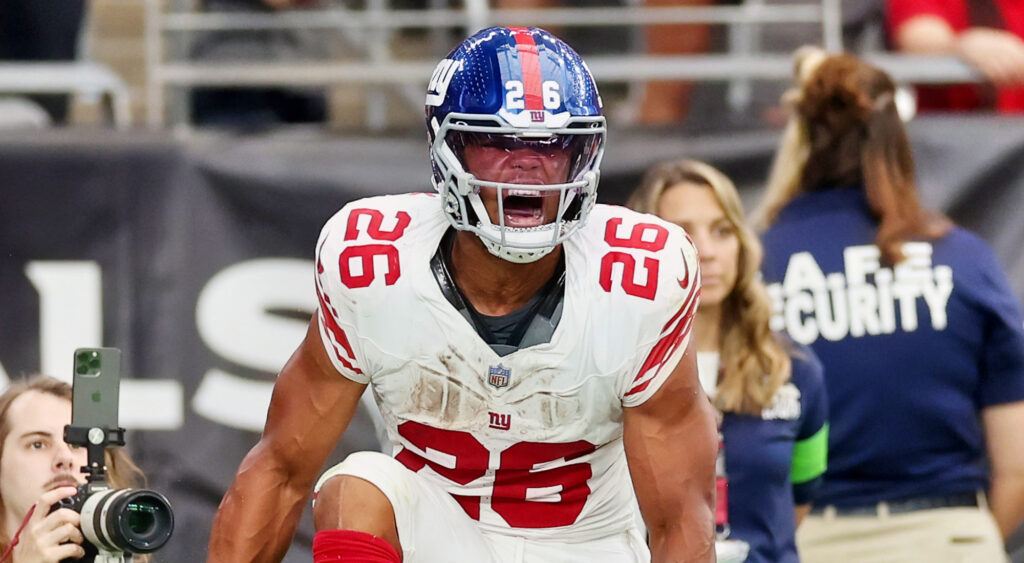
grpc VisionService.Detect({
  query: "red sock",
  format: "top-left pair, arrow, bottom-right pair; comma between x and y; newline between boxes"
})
313,529 -> 401,563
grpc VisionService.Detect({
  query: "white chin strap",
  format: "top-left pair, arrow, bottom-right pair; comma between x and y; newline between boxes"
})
477,225 -> 559,263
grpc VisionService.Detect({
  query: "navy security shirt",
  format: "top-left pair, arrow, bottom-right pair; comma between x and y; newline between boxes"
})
760,186 -> 1024,508
721,345 -> 828,563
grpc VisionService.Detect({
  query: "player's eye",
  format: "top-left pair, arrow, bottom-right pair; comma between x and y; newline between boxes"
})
28,440 -> 47,450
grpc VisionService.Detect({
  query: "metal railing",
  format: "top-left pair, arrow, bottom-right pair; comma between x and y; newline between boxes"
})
0,63 -> 132,129
144,0 -> 977,130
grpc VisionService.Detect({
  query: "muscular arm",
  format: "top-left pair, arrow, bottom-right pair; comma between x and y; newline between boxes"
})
982,401 -> 1024,538
207,316 -> 367,562
624,340 -> 717,563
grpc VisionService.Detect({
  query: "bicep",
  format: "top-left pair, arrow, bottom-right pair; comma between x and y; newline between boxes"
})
623,340 -> 718,528
257,315 -> 368,481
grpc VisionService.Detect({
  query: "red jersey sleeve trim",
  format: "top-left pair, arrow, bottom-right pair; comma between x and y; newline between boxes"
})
315,253 -> 363,375
626,286 -> 699,397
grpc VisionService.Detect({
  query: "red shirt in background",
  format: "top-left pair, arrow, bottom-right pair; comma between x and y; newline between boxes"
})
886,0 -> 1024,112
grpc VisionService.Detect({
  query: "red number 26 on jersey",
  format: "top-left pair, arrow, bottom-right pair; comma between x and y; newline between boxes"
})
599,217 -> 668,301
339,208 -> 411,289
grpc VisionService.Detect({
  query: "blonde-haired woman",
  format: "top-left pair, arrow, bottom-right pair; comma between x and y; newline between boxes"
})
628,159 -> 828,563
756,48 -> 1024,562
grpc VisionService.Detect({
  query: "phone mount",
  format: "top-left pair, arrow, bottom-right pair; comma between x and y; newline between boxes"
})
63,424 -> 126,485
64,424 -> 131,563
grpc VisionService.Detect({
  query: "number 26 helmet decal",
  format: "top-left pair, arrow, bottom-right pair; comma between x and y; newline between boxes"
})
426,27 -> 606,263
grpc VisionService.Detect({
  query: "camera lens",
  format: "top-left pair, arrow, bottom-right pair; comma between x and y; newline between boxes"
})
81,488 -> 174,554
126,501 -> 157,534
109,490 -> 174,553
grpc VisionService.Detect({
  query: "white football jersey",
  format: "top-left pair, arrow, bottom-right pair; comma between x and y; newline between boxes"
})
315,193 -> 699,541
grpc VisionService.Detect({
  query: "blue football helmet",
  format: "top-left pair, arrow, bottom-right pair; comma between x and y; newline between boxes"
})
426,26 -> 606,263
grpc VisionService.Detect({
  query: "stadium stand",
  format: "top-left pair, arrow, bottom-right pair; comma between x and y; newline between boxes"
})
0,0 -> 985,130
142,0 -> 984,130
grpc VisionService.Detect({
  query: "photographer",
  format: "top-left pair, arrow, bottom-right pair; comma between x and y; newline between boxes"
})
0,376 -> 145,563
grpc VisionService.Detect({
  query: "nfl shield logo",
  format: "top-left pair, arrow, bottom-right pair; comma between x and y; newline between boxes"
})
488,364 -> 511,389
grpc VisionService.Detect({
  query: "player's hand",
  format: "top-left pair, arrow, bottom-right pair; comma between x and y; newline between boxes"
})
12,487 -> 86,563
956,28 -> 1024,86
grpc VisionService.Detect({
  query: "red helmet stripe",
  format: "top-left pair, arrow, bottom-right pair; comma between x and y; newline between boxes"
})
510,28 -> 544,111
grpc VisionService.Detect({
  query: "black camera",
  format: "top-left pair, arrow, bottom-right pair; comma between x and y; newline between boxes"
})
55,348 -> 175,562
51,483 -> 174,558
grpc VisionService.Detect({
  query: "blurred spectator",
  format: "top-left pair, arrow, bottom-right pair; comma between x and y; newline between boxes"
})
628,158 -> 828,563
636,0 -> 713,125
757,47 -> 1024,562
755,1 -> 887,127
887,0 -> 1024,112
0,0 -> 87,124
492,0 -> 712,126
190,0 -> 328,130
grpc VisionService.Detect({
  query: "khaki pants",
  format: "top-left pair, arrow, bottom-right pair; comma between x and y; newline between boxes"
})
797,500 -> 1007,563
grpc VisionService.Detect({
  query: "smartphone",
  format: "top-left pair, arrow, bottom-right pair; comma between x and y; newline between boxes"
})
71,347 -> 121,429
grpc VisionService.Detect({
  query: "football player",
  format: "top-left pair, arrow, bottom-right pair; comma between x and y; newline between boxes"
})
208,26 -> 718,563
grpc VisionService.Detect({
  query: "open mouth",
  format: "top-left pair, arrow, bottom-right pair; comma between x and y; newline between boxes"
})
501,190 -> 548,228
